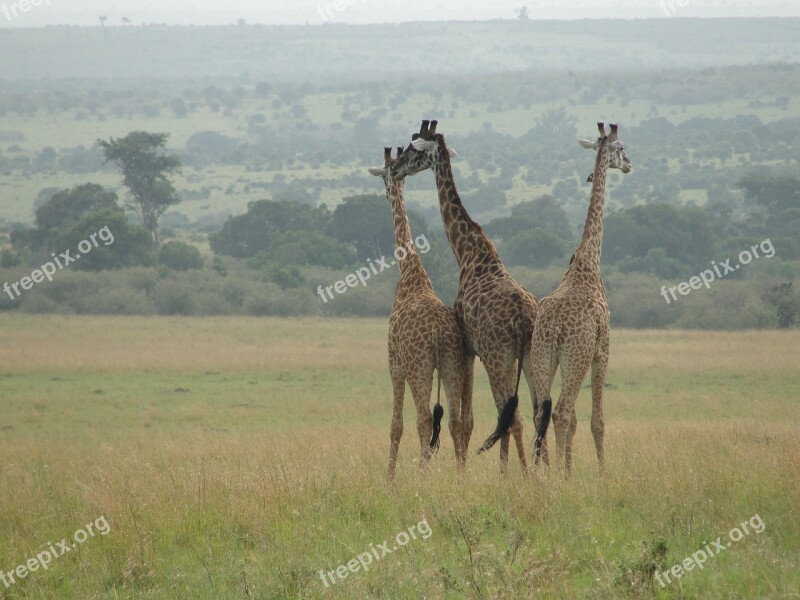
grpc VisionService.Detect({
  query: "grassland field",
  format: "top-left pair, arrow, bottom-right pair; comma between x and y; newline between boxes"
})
0,315 -> 798,598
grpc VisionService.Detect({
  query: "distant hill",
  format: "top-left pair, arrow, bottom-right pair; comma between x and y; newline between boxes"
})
0,19 -> 798,84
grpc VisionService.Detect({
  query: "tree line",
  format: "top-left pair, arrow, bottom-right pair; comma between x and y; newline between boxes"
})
2,129 -> 797,328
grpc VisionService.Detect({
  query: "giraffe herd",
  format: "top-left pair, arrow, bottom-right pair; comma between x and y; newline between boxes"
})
369,119 -> 632,479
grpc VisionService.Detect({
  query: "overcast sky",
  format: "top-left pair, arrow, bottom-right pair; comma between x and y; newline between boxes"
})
2,0 -> 799,27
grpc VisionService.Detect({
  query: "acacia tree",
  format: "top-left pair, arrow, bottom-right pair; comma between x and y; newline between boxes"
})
98,131 -> 181,247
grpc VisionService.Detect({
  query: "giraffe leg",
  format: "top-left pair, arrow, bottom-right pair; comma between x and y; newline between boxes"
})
530,328 -> 558,468
509,361 -> 528,473
565,407 -> 578,474
554,359 -> 591,478
460,353 -> 475,457
408,375 -> 435,468
485,358 -> 527,473
387,357 -> 405,480
439,352 -> 464,469
591,332 -> 610,475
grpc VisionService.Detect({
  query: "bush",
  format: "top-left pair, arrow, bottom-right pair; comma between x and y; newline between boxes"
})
1,248 -> 21,268
154,280 -> 197,315
158,241 -> 204,271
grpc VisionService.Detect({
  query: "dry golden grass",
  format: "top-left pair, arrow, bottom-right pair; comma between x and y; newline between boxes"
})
0,315 -> 798,599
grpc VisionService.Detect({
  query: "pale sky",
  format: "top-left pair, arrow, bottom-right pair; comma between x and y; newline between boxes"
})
1,0 -> 799,27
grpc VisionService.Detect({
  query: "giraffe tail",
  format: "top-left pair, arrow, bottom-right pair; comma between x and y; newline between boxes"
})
534,397 -> 552,461
429,371 -> 444,452
478,338 -> 526,454
478,314 -> 532,454
477,394 -> 518,454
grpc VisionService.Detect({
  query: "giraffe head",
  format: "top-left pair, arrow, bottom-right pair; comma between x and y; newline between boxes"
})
579,122 -> 631,182
389,119 -> 457,180
368,145 -> 406,189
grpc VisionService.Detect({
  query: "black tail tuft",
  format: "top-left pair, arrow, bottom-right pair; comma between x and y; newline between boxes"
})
430,404 -> 444,452
534,397 -> 552,459
478,394 -> 518,454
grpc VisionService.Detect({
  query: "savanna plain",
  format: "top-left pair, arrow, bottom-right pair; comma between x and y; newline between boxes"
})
0,315 -> 798,599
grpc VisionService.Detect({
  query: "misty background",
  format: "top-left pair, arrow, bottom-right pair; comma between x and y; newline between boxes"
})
2,0 -> 800,26
0,6 -> 799,328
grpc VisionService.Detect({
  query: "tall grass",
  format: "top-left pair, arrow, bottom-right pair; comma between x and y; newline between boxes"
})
0,316 -> 798,598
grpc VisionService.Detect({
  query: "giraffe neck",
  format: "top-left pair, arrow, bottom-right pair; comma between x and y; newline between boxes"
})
385,177 -> 431,288
430,137 -> 498,269
573,143 -> 609,274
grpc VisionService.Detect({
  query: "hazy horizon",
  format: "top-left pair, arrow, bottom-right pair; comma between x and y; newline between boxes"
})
1,0 -> 800,27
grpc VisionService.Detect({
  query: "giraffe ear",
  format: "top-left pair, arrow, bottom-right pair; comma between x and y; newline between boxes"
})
411,138 -> 436,152
578,138 -> 598,150
367,167 -> 387,177
447,146 -> 458,157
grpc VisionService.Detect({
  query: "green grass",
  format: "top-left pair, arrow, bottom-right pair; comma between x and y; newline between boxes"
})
0,315 -> 798,598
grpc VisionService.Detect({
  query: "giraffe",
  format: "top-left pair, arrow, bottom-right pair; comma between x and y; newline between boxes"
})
532,122 -> 632,477
368,145 -> 470,479
390,120 -> 538,473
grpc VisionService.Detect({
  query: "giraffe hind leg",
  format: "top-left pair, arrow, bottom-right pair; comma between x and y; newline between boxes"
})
408,375 -> 435,468
530,333 -> 557,466
591,337 -> 609,475
439,361 -> 465,468
460,353 -> 475,457
387,361 -> 405,480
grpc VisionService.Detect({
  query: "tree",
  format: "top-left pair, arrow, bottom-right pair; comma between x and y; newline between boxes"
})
504,228 -> 569,268
210,200 -> 331,259
603,204 -> 715,270
737,173 -> 800,217
249,230 -> 352,269
35,183 -> 118,232
764,283 -> 800,329
169,98 -> 189,118
98,131 -> 181,247
12,183 -> 120,253
54,208 -> 154,271
326,195 -> 428,262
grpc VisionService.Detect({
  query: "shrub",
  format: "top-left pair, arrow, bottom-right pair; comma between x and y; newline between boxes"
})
154,280 -> 197,315
158,241 -> 203,271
